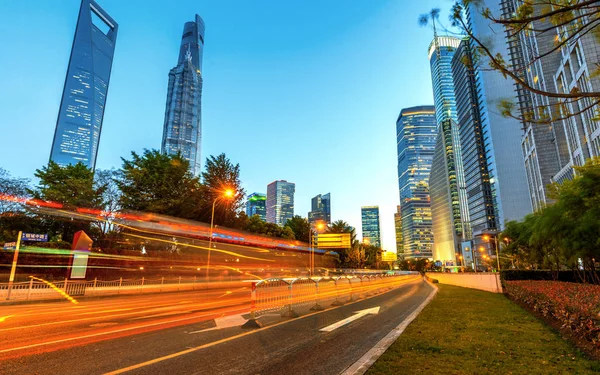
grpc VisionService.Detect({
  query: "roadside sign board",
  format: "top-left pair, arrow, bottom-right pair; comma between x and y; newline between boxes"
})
316,233 -> 351,249
3,242 -> 17,250
21,233 -> 48,242
381,251 -> 397,262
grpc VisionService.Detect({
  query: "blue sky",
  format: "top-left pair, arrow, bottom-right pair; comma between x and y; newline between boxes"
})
0,0 -> 453,251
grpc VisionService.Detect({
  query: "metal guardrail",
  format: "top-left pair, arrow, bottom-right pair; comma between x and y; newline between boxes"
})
0,276 -> 243,301
0,271 -> 421,303
245,273 -> 421,324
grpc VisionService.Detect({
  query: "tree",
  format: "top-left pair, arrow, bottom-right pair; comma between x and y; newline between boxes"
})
446,0 -> 600,124
92,169 -> 122,250
501,157 -> 600,283
281,226 -> 296,240
285,215 -> 310,242
118,149 -> 203,219
31,161 -> 105,242
245,214 -> 267,234
199,153 -> 246,226
33,161 -> 104,209
0,168 -> 30,214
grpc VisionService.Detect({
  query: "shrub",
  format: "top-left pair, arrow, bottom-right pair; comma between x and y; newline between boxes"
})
501,270 -> 600,283
505,280 -> 600,349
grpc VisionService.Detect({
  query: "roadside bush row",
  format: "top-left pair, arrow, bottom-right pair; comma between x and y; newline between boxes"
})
501,270 -> 600,283
504,280 -> 600,350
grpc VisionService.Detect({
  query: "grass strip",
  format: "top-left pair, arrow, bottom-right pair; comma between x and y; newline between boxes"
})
367,284 -> 599,375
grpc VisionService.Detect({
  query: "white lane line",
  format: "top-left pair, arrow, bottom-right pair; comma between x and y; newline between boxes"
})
319,307 -> 380,332
340,280 -> 438,375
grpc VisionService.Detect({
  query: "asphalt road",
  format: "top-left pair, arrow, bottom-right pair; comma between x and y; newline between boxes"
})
0,277 -> 433,375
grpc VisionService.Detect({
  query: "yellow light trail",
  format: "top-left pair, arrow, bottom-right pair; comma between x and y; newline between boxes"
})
28,276 -> 78,305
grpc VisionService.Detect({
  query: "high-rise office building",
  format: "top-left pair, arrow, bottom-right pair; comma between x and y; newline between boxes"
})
452,39 -> 499,237
501,0 -> 569,210
246,193 -> 266,221
266,180 -> 295,226
396,106 -> 436,258
308,193 -> 331,224
501,0 -> 600,201
49,0 -> 118,171
161,15 -> 205,176
449,1 -> 533,266
394,205 -> 403,257
427,35 -> 469,265
361,206 -> 381,248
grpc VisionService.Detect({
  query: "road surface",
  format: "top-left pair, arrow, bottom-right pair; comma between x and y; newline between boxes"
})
0,277 -> 433,374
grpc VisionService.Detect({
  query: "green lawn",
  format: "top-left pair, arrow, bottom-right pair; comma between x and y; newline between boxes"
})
367,284 -> 600,375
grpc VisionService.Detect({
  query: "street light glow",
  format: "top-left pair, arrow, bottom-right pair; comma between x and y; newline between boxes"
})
224,189 -> 234,198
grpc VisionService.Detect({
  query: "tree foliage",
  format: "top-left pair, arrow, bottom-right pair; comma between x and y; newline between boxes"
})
33,161 -> 105,209
117,150 -> 203,219
285,215 -> 310,242
198,153 -> 246,227
0,168 -> 30,214
501,157 -> 600,283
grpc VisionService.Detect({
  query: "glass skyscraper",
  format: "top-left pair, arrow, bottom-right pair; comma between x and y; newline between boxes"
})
394,205 -> 403,256
396,106 -> 436,258
308,193 -> 331,224
246,193 -> 266,221
428,35 -> 471,265
161,15 -> 205,176
361,206 -> 381,248
49,0 -> 118,171
266,180 -> 295,226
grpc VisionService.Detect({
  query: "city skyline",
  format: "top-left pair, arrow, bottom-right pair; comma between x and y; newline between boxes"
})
0,0 -> 452,252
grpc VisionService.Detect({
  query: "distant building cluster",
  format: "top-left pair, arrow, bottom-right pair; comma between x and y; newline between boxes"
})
395,0 -> 600,271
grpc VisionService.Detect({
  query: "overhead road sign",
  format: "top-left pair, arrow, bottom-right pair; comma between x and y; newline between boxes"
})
316,233 -> 351,249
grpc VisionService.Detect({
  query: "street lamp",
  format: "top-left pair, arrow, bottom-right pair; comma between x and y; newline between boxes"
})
207,188 -> 235,283
309,222 -> 325,277
482,233 -> 501,272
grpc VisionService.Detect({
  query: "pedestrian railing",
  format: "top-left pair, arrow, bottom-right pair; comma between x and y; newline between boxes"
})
0,276 -> 246,301
245,273 -> 421,325
0,272 -> 421,303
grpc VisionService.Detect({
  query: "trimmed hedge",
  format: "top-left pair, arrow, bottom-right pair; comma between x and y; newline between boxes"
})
501,269 -> 600,283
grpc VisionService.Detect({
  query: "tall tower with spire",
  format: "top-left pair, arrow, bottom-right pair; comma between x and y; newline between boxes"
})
161,15 -> 205,176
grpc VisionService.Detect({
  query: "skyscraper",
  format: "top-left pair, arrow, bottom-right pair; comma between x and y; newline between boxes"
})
246,193 -> 266,221
266,180 -> 295,226
308,193 -> 331,224
161,15 -> 205,176
427,35 -> 470,265
394,205 -> 403,257
396,106 -> 436,258
361,206 -> 381,248
49,0 -> 118,171
460,1 -> 532,227
449,1 -> 533,265
501,0 -> 600,202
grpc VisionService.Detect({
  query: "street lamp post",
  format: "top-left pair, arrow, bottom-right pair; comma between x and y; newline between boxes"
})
309,222 -> 325,277
207,189 -> 234,284
483,234 -> 501,272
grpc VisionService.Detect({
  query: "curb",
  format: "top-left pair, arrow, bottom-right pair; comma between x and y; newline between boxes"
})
340,279 -> 439,375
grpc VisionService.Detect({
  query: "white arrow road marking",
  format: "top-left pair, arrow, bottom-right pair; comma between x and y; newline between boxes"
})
319,306 -> 380,332
188,314 -> 248,334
